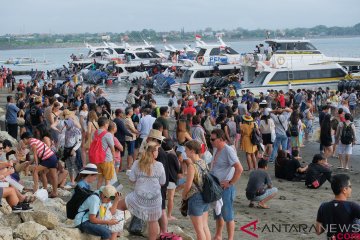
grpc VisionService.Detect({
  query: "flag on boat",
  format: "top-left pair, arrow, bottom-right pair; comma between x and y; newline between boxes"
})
195,34 -> 202,41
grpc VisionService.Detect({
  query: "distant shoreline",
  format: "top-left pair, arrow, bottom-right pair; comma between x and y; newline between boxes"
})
1,35 -> 360,51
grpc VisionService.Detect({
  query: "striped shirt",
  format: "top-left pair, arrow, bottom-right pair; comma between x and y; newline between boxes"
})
29,138 -> 54,160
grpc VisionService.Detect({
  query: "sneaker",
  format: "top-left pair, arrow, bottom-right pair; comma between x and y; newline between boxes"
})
12,202 -> 33,213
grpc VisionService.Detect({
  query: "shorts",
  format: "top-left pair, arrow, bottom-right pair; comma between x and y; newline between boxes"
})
337,143 -> 353,155
214,185 -> 236,222
167,182 -> 176,190
40,154 -> 58,169
188,192 -> 209,216
126,141 -> 135,155
252,187 -> 278,202
349,104 -> 356,111
161,186 -> 167,210
96,161 -> 114,180
135,138 -> 142,149
262,133 -> 273,145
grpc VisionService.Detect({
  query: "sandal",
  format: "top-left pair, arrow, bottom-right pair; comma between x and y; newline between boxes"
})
248,203 -> 255,208
257,203 -> 270,209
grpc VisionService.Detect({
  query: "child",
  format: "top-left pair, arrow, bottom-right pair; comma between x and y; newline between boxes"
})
162,139 -> 181,221
99,191 -> 125,240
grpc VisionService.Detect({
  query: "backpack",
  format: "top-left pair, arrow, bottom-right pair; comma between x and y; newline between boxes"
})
194,162 -> 223,203
251,123 -> 262,145
340,123 -> 354,145
289,123 -> 299,137
66,186 -> 99,220
159,232 -> 183,240
89,130 -> 108,164
226,120 -> 237,138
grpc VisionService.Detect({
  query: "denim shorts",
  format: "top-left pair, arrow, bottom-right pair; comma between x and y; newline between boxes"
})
253,187 -> 278,202
214,185 -> 236,222
188,192 -> 209,216
78,220 -> 111,239
126,141 -> 135,155
40,154 -> 58,169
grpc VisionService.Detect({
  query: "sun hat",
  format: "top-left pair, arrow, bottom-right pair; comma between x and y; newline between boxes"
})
242,115 -> 254,122
100,185 -> 117,198
260,100 -> 267,105
79,163 -> 100,175
148,129 -> 165,142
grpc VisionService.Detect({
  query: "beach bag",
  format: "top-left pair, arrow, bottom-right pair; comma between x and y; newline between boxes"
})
341,123 -> 354,145
89,130 -> 108,164
195,162 -> 223,203
289,123 -> 299,137
251,123 -> 262,145
66,186 -> 98,220
160,232 -> 183,240
128,216 -> 146,236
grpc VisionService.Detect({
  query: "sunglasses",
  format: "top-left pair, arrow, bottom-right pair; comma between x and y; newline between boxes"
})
109,196 -> 116,200
0,147 -> 3,150
347,185 -> 352,189
210,138 -> 217,142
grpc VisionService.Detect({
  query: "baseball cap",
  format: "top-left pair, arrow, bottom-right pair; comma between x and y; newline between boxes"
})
100,185 -> 117,199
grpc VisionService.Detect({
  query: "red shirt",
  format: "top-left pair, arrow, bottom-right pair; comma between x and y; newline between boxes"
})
183,107 -> 196,116
278,94 -> 285,108
29,138 -> 54,160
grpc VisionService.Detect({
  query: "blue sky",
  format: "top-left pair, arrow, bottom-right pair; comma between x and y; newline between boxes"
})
2,0 -> 359,34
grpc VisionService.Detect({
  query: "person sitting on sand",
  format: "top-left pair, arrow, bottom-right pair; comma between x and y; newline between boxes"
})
305,154 -> 332,189
284,149 -> 308,181
246,159 -> 278,209
274,149 -> 290,179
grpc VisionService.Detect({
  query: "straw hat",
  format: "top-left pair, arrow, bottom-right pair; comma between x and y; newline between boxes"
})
79,163 -> 100,175
242,115 -> 253,122
148,129 -> 165,142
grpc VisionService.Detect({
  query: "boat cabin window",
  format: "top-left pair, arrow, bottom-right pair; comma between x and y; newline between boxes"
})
180,70 -> 193,83
194,70 -> 212,78
253,71 -> 270,85
197,48 -> 206,58
135,52 -> 158,59
273,42 -> 317,51
222,47 -> 238,54
116,67 -> 124,73
210,48 -> 220,56
125,53 -> 136,60
106,48 -> 114,54
114,48 -> 125,54
269,69 -> 346,82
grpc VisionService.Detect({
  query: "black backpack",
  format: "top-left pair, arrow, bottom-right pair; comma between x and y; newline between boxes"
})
341,123 -> 354,145
66,186 -> 99,220
289,123 -> 299,137
194,162 -> 223,203
251,123 -> 262,145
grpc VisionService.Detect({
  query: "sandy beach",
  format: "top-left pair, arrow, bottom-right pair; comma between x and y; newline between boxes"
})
118,139 -> 360,240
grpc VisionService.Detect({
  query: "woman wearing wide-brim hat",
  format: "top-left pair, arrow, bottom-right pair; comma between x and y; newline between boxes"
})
240,115 -> 258,170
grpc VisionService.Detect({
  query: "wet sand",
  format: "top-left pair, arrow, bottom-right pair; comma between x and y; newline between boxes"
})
119,139 -> 360,239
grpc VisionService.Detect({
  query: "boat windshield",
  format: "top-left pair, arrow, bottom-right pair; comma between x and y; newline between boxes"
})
114,48 -> 125,54
180,70 -> 193,83
146,47 -> 159,53
253,71 -> 270,85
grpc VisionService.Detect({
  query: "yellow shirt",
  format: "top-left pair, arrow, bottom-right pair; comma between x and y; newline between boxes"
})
229,89 -> 236,97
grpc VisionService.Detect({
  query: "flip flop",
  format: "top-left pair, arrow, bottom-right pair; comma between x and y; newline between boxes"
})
257,204 -> 270,209
337,166 -> 344,169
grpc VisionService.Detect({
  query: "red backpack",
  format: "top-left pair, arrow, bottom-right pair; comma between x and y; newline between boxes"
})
89,130 -> 108,164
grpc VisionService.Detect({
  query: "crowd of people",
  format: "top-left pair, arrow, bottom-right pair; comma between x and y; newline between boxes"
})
1,70 -> 360,240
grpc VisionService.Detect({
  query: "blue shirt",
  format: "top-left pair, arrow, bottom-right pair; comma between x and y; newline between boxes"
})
77,180 -> 91,190
5,103 -> 19,124
74,190 -> 101,226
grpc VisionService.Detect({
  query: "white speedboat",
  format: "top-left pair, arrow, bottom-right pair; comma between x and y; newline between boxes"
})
171,63 -> 241,93
239,39 -> 360,95
194,37 -> 240,66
